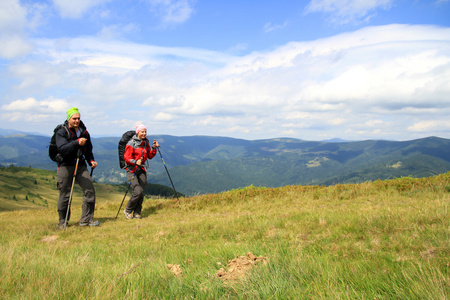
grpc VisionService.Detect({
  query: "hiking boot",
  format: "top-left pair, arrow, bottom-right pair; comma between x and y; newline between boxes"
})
133,213 -> 142,219
124,210 -> 133,220
80,220 -> 101,227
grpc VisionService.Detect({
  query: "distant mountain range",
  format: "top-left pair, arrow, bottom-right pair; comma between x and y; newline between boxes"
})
1,128 -> 449,196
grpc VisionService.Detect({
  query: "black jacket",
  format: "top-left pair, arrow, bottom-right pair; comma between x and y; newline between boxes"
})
55,120 -> 95,167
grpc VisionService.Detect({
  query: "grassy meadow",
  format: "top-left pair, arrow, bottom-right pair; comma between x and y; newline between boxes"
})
0,170 -> 449,299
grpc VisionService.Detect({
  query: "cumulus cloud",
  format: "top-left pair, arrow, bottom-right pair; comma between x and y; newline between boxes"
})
0,0 -> 32,58
305,0 -> 393,24
0,36 -> 32,59
155,112 -> 176,121
0,0 -> 27,31
2,97 -> 68,113
408,120 -> 450,132
0,97 -> 74,128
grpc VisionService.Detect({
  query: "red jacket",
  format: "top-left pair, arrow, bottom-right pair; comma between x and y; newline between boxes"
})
124,136 -> 156,173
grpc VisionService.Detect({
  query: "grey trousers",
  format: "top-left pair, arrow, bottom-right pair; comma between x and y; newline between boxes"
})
57,164 -> 96,224
125,169 -> 147,215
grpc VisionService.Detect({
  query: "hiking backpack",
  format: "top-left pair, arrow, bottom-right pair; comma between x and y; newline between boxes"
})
118,130 -> 135,169
49,124 -> 70,163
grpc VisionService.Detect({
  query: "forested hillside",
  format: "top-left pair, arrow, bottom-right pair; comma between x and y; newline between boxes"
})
1,131 -> 450,196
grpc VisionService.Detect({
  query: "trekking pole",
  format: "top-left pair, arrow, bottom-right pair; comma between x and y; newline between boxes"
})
63,149 -> 81,230
157,147 -> 179,200
114,172 -> 136,220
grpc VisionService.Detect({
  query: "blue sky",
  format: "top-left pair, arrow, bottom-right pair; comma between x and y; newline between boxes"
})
1,0 -> 450,141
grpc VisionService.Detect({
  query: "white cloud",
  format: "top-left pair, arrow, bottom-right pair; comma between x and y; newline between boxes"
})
0,35 -> 32,59
0,0 -> 26,31
228,43 -> 248,54
0,0 -> 32,58
2,97 -> 68,113
219,25 -> 450,115
98,23 -> 140,39
305,0 -> 393,24
2,24 -> 450,140
33,37 -> 230,71
1,98 -> 69,127
52,0 -> 111,19
80,55 -> 145,70
408,120 -> 450,132
147,0 -> 195,25
9,61 -> 67,90
263,21 -> 288,33
155,112 -> 176,121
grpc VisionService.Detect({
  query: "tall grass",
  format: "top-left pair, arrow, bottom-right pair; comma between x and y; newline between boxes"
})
0,174 -> 449,299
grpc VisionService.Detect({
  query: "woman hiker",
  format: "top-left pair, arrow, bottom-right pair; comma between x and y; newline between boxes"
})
123,123 -> 159,219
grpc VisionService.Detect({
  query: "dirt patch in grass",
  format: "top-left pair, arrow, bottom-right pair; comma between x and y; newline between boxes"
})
167,264 -> 183,277
216,252 -> 267,281
41,235 -> 58,242
41,235 -> 69,244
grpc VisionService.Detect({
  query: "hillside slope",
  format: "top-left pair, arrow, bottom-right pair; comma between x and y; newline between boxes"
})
0,173 -> 448,298
0,166 -> 180,211
0,166 -> 126,211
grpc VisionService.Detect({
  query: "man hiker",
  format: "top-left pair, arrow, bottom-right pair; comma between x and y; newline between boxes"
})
123,123 -> 159,219
55,107 -> 100,229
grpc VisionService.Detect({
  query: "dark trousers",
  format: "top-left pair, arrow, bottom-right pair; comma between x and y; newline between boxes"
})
57,164 -> 95,224
125,169 -> 147,215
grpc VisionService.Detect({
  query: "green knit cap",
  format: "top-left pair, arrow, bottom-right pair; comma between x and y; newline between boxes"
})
66,107 -> 80,120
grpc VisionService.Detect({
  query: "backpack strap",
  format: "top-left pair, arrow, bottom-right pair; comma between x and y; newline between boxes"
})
63,125 -> 70,139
